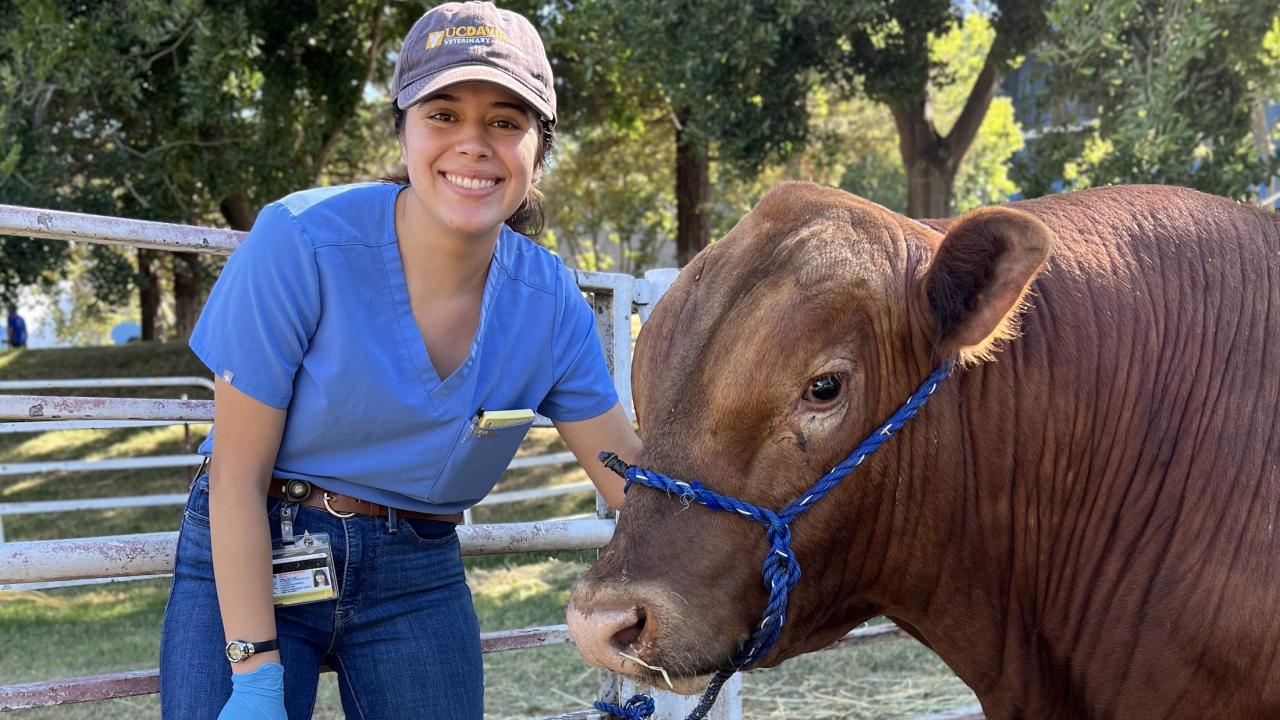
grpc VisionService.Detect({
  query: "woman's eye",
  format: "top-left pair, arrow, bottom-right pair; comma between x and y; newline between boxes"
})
428,111 -> 454,122
804,375 -> 842,404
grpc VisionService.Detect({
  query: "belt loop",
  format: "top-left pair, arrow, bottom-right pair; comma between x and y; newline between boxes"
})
386,506 -> 398,534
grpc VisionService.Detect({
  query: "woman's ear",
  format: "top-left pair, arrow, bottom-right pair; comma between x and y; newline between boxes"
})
922,206 -> 1054,365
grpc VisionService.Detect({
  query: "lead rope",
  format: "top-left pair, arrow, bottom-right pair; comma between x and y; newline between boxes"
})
593,361 -> 954,720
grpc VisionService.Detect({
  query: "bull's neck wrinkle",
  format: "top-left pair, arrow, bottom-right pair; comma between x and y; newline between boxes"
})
887,356 -> 1064,705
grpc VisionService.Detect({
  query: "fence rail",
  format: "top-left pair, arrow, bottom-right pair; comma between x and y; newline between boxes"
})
0,441 -> 586,545
0,519 -> 617,585
0,376 -> 216,392
0,203 -> 242,254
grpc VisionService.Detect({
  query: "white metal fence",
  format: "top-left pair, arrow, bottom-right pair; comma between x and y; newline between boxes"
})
0,203 -> 744,718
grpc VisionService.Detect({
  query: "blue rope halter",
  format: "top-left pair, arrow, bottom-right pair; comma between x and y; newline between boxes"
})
592,361 -> 954,720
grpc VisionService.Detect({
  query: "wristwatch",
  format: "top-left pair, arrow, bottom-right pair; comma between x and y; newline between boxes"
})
224,638 -> 279,663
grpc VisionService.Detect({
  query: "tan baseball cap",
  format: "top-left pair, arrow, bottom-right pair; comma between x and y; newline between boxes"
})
391,1 -> 556,125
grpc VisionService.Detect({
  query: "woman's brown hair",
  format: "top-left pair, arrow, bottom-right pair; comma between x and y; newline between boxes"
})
385,101 -> 556,237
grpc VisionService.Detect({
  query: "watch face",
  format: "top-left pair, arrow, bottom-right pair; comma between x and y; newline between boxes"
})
226,641 -> 248,662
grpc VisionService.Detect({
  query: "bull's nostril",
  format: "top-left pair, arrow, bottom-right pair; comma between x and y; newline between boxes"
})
610,605 -> 646,649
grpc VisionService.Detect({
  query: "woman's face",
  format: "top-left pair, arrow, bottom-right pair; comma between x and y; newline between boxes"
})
399,81 -> 541,243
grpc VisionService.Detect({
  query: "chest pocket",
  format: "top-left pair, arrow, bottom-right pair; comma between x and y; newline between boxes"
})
427,415 -> 534,506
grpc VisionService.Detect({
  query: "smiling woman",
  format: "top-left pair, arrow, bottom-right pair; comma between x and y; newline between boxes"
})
156,3 -> 642,719
386,82 -> 556,240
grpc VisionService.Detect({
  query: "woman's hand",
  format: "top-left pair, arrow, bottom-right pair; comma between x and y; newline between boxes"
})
217,662 -> 287,720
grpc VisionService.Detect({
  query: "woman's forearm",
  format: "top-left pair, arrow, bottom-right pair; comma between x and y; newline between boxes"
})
209,475 -> 281,672
206,379 -> 290,673
554,403 -> 642,510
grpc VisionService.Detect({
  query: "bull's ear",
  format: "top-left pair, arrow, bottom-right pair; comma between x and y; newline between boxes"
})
923,207 -> 1054,364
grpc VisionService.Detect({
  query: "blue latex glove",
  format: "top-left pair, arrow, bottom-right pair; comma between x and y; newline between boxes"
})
217,662 -> 287,720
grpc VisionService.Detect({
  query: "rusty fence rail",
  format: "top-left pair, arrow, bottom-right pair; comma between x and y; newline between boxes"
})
0,622 -> 919,713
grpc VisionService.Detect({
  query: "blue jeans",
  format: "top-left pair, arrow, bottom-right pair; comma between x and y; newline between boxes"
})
159,475 -> 483,719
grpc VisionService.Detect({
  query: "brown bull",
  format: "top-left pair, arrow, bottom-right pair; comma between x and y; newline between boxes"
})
566,183 -> 1280,720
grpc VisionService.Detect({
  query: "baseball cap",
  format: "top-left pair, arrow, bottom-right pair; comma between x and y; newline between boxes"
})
391,1 -> 556,125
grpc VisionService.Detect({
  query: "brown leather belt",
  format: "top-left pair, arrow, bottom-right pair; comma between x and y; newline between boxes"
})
267,480 -> 463,525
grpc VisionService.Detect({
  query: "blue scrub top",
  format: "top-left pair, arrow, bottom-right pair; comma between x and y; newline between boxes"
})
190,183 -> 618,513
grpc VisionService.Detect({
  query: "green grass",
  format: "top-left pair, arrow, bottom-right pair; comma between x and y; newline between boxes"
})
0,343 -> 977,718
0,342 -> 211,395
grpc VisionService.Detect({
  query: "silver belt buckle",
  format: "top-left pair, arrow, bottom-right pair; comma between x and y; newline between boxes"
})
321,492 -> 356,519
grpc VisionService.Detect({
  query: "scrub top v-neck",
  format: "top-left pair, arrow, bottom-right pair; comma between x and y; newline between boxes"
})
381,185 -> 505,408
189,182 -> 618,514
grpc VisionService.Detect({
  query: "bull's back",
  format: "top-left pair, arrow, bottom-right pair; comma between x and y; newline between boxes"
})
978,186 -> 1280,717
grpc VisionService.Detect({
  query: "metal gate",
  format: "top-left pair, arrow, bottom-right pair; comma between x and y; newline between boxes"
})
0,203 -> 741,717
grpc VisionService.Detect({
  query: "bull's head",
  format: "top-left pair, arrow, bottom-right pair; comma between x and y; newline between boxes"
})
567,182 -> 1053,692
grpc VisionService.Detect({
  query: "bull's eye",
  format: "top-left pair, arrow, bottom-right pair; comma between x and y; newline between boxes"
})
804,374 -> 842,404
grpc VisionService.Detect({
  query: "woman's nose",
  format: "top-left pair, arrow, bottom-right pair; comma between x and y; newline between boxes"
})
455,121 -> 492,159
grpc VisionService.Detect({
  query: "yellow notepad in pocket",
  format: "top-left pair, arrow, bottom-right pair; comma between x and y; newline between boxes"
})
476,408 -> 535,430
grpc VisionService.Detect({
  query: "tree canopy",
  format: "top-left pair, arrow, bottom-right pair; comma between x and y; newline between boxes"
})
3,0 -> 1279,347
1014,0 -> 1280,199
545,0 -> 876,263
0,0 -> 412,339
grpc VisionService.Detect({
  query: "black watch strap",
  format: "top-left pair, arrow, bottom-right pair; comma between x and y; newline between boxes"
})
226,638 -> 280,662
251,639 -> 279,654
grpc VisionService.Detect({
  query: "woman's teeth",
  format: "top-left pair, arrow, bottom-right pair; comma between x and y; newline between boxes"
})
445,174 -> 497,190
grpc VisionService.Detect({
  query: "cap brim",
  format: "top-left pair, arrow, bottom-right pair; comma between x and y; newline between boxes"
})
396,65 -> 555,124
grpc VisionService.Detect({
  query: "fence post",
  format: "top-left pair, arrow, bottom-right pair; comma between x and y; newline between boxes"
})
598,674 -> 742,719
585,271 -> 741,717
637,269 -> 680,323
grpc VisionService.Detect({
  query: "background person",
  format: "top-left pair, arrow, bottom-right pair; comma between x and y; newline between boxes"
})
6,306 -> 26,349
158,3 -> 640,718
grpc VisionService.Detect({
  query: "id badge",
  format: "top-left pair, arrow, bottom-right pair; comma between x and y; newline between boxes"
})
271,532 -> 339,606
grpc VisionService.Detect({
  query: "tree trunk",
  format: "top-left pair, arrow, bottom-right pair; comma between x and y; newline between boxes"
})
219,189 -> 257,232
1252,96 -> 1275,206
905,157 -> 957,219
675,109 -> 711,266
891,53 -> 1005,219
172,252 -> 203,341
138,249 -> 160,341
162,189 -> 257,343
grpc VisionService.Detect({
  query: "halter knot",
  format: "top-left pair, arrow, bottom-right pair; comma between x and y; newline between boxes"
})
594,695 -> 656,720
